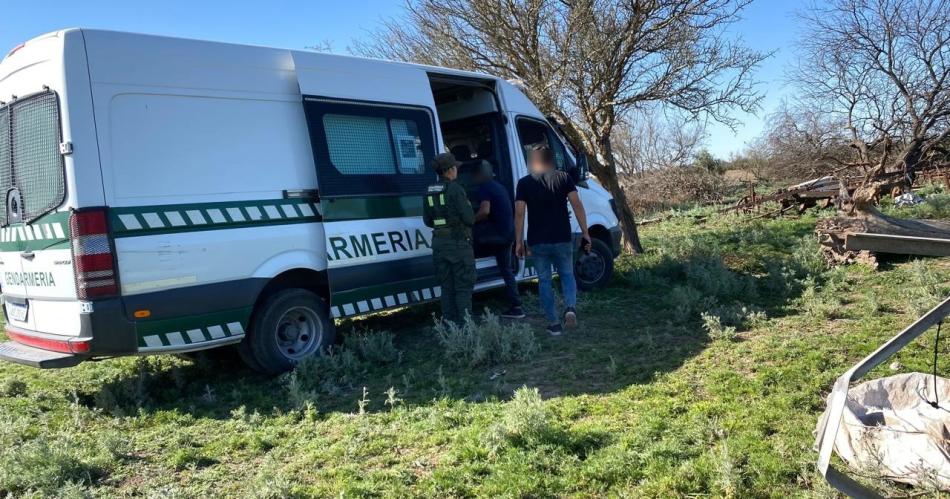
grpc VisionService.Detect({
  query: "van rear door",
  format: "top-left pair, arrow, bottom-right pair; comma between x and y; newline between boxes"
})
0,91 -> 80,336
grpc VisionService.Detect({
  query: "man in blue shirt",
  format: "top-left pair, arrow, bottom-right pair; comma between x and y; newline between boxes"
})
473,161 -> 524,319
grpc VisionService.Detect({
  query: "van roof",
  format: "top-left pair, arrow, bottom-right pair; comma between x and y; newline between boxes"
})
17,28 -> 504,83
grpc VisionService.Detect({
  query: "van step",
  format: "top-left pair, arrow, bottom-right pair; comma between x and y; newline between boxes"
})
0,341 -> 82,369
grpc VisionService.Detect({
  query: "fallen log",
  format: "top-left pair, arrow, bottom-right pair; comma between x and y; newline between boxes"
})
816,210 -> 950,266
845,233 -> 950,257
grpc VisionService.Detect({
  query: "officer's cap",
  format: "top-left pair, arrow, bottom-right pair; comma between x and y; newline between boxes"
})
433,152 -> 462,174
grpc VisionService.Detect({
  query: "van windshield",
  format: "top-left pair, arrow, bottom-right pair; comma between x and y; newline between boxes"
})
0,91 -> 65,227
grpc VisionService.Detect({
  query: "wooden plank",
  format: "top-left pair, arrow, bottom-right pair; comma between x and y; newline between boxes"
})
845,232 -> 950,256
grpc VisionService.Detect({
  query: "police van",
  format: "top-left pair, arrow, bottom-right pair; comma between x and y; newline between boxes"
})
0,29 -> 622,373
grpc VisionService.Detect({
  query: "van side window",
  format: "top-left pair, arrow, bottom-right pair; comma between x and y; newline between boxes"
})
390,119 -> 425,174
303,97 -> 436,198
323,115 -> 397,176
515,118 -> 572,172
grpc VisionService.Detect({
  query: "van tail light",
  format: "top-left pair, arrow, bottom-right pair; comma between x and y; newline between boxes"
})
6,328 -> 91,354
69,209 -> 118,299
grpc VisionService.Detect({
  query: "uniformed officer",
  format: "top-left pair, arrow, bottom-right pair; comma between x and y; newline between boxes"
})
423,153 -> 476,324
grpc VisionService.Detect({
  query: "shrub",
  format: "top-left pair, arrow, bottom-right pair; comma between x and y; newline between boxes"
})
247,466 -> 294,499
0,432 -> 120,496
667,285 -> 706,323
799,276 -> 838,319
293,347 -> 366,397
291,327 -> 402,398
0,378 -> 27,398
433,311 -> 539,366
710,303 -> 767,330
907,259 -> 945,316
762,261 -> 798,298
487,386 -> 553,449
344,329 -> 400,365
684,257 -> 758,303
701,313 -> 738,341
790,235 -> 826,277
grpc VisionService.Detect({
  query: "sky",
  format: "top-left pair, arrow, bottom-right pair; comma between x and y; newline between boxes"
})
0,0 -> 808,159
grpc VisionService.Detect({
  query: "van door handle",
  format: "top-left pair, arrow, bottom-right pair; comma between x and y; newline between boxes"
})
20,251 -> 34,261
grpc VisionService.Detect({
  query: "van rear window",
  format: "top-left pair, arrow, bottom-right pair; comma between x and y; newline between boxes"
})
0,91 -> 65,226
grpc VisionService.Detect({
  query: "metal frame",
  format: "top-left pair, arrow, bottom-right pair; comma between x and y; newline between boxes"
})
815,296 -> 950,498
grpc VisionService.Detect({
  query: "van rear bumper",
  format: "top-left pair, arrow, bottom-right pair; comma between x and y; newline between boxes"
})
0,340 -> 82,369
1,296 -> 137,367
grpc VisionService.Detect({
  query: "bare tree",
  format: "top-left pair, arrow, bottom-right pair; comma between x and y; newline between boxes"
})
613,109 -> 707,175
792,0 -> 950,211
759,103 -> 856,181
355,0 -> 766,252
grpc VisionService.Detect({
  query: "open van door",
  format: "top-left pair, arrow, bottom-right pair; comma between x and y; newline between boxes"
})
293,53 -> 442,318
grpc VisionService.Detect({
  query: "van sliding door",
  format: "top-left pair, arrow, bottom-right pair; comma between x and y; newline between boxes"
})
295,58 -> 442,318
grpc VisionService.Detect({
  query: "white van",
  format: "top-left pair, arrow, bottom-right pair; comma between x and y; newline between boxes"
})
0,29 -> 621,373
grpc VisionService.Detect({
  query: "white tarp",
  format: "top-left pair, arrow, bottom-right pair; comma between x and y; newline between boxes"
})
820,372 -> 950,490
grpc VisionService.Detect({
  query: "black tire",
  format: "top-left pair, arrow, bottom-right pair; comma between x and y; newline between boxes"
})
240,289 -> 335,375
575,237 -> 614,291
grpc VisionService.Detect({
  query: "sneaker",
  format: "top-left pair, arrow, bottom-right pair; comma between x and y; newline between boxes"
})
564,307 -> 578,328
546,323 -> 563,336
501,306 -> 526,319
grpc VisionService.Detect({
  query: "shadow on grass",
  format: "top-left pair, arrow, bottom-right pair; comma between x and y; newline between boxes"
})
82,215 -> 820,418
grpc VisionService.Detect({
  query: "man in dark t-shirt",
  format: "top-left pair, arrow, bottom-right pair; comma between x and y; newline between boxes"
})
515,144 -> 591,335
473,161 -> 523,318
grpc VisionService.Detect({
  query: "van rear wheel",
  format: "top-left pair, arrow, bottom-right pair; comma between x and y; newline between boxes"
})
241,289 -> 335,375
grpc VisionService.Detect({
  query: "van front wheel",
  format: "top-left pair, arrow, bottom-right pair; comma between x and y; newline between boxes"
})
242,289 -> 335,375
575,238 -> 614,291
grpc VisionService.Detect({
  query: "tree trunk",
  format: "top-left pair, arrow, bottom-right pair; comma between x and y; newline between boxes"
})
592,136 -> 644,254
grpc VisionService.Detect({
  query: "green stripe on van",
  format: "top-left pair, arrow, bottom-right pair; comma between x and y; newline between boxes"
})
111,199 -> 323,237
0,194 -> 426,248
0,212 -> 71,252
136,307 -> 252,350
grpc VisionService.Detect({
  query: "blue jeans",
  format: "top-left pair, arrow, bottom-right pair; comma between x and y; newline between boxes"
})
488,243 -> 522,308
531,242 -> 576,324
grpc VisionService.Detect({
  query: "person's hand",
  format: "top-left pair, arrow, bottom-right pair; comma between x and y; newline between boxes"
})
581,233 -> 592,253
515,241 -> 526,258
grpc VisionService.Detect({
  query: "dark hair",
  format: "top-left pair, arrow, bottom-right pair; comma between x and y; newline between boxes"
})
527,143 -> 554,165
